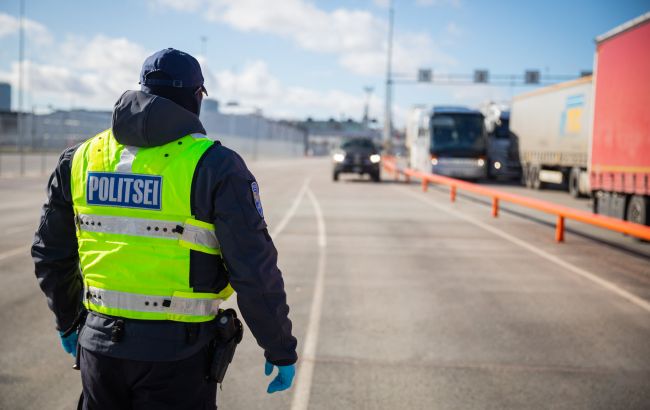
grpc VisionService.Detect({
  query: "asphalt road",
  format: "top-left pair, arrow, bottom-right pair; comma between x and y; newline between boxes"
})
0,158 -> 649,410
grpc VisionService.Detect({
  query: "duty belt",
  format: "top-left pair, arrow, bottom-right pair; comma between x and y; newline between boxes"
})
76,214 -> 220,254
84,286 -> 223,317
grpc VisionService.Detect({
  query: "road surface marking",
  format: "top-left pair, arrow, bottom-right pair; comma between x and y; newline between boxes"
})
398,186 -> 650,314
291,186 -> 327,410
271,178 -> 310,238
0,246 -> 27,262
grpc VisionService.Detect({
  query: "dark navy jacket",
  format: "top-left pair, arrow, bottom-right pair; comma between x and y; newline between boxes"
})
31,91 -> 298,365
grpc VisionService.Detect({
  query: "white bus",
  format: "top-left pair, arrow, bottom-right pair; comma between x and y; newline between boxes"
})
407,106 -> 488,180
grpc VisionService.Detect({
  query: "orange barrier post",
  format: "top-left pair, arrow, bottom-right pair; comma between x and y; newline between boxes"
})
556,216 -> 565,242
382,158 -> 650,242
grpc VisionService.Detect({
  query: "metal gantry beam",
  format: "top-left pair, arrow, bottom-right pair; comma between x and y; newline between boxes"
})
396,70 -> 587,87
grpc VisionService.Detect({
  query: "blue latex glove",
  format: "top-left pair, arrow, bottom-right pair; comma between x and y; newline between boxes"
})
58,331 -> 78,357
264,361 -> 295,394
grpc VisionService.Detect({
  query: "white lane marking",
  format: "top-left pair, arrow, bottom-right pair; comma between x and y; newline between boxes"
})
271,178 -> 310,238
291,186 -> 327,410
308,188 -> 327,249
398,186 -> 650,314
0,246 -> 28,262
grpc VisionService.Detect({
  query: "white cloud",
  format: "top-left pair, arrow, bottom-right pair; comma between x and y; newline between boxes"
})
0,34 -> 149,109
212,60 -> 387,120
416,0 -> 462,7
152,0 -> 456,77
0,12 -> 53,45
0,6 -> 405,119
57,35 -> 148,96
0,22 -> 391,120
0,13 -> 149,109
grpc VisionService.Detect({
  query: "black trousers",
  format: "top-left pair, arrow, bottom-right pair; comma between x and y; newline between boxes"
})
80,347 -> 217,410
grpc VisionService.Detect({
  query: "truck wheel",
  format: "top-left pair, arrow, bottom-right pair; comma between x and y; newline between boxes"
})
595,191 -> 608,216
522,164 -> 531,188
626,195 -> 649,226
569,167 -> 583,198
530,166 -> 546,190
592,191 -> 600,213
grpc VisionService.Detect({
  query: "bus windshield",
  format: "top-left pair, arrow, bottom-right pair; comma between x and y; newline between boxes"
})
430,114 -> 485,151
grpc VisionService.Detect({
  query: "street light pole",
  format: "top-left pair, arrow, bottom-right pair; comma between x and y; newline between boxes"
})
383,0 -> 394,145
363,86 -> 373,128
18,0 -> 25,175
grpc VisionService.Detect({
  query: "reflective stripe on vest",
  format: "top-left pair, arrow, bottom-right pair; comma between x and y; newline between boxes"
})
85,286 -> 223,319
76,214 -> 220,254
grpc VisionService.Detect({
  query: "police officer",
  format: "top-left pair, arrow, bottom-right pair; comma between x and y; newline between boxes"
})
32,48 -> 298,409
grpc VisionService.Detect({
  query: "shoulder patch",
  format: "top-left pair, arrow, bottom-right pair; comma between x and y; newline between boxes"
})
251,181 -> 264,218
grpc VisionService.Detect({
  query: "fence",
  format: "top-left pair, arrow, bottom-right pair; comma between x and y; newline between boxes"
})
0,109 -> 307,177
383,157 -> 650,242
0,152 -> 60,177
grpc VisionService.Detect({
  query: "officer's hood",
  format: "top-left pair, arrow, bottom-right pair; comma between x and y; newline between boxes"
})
111,90 -> 206,147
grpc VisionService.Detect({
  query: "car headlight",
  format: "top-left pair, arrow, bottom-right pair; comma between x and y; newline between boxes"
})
369,154 -> 381,164
431,157 -> 438,166
333,153 -> 345,163
494,161 -> 502,170
477,158 -> 485,167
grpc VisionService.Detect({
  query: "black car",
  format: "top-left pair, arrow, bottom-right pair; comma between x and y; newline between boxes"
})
332,138 -> 381,182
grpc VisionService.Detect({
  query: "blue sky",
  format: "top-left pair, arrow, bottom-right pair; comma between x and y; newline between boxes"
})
0,0 -> 647,125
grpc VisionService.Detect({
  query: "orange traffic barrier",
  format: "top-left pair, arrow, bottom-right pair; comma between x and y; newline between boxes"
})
383,157 -> 650,242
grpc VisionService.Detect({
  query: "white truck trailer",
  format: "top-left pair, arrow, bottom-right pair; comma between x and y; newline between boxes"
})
510,76 -> 593,196
405,106 -> 431,172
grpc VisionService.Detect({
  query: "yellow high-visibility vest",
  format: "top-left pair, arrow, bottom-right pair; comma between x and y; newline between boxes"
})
70,130 -> 233,322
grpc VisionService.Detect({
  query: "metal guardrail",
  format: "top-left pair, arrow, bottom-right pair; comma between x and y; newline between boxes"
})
383,157 -> 650,242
